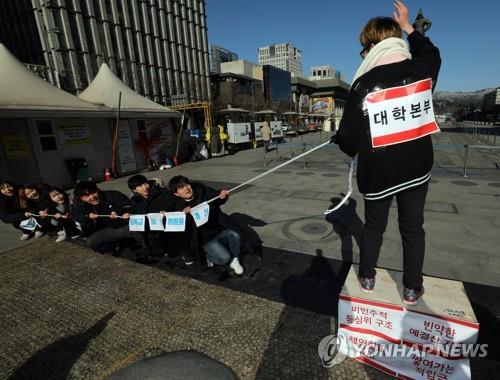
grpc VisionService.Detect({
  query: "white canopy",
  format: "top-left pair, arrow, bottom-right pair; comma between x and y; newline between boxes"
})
0,44 -> 107,117
79,64 -> 179,118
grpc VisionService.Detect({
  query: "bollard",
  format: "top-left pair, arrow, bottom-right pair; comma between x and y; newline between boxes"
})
463,144 -> 469,178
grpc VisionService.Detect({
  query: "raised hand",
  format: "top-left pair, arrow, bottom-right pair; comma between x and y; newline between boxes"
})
393,0 -> 414,35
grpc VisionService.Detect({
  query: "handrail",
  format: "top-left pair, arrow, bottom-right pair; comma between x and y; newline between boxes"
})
462,144 -> 500,177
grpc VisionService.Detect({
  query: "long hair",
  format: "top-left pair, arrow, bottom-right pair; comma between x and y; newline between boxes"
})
19,183 -> 49,208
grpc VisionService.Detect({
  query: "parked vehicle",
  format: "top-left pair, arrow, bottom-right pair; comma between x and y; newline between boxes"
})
217,108 -> 252,147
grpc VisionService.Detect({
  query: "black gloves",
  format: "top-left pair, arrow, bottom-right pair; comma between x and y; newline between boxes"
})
330,134 -> 339,144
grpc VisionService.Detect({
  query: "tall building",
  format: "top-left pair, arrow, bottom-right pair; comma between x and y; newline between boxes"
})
209,45 -> 237,74
0,0 -> 211,104
258,43 -> 302,75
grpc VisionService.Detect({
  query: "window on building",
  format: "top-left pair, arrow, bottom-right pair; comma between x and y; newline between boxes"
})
35,120 -> 58,152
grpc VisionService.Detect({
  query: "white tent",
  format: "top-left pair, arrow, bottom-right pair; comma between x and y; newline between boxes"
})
0,44 -> 107,118
79,64 -> 180,118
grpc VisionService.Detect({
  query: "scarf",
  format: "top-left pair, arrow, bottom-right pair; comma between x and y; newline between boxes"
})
352,37 -> 412,83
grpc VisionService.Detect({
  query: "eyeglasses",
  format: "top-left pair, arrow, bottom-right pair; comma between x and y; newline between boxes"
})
359,46 -> 370,59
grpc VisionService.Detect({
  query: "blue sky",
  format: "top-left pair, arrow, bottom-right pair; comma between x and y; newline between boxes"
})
205,0 -> 500,92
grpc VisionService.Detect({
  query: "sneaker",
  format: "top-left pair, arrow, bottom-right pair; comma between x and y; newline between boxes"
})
229,257 -> 244,275
70,234 -> 80,239
55,231 -> 67,243
57,230 -> 65,236
358,276 -> 375,293
403,287 -> 425,306
34,231 -> 44,238
182,254 -> 195,266
20,233 -> 31,241
206,257 -> 214,268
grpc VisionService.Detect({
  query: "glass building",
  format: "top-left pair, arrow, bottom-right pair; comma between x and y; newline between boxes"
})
209,44 -> 238,74
0,0 -> 211,104
262,65 -> 291,112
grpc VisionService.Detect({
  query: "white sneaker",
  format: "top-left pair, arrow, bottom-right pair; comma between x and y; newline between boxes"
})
55,231 -> 67,243
34,231 -> 44,238
20,233 -> 31,241
57,230 -> 65,236
206,257 -> 214,268
229,257 -> 244,275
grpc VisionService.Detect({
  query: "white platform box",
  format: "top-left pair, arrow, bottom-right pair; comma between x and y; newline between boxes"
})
337,266 -> 480,380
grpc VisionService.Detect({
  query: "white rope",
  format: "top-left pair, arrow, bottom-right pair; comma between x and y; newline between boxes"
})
323,158 -> 356,215
33,213 -> 126,219
206,140 -> 332,204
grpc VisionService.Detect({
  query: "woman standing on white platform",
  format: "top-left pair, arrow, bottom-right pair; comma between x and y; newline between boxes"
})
332,1 -> 441,305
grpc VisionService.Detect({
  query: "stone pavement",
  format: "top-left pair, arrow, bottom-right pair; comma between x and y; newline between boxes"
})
1,127 -> 500,379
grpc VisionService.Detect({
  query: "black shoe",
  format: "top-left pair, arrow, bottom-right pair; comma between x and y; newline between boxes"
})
358,276 -> 375,293
403,287 -> 424,306
182,254 -> 195,266
112,245 -> 123,256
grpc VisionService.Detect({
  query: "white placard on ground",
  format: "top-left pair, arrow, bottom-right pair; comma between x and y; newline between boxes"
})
337,266 -> 479,380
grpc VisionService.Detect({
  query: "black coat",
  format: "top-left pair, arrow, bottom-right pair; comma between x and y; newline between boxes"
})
0,187 -> 26,224
71,190 -> 132,235
26,186 -> 52,214
335,31 -> 441,200
130,180 -> 176,215
171,182 -> 226,244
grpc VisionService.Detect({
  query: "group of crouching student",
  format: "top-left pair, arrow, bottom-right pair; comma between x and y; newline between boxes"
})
0,175 -> 244,275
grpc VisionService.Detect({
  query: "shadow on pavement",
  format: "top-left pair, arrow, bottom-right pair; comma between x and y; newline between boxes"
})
255,249 -> 349,378
464,282 -> 500,374
8,312 -> 115,380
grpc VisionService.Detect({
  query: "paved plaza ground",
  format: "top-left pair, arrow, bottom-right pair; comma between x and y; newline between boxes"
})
1,127 -> 500,379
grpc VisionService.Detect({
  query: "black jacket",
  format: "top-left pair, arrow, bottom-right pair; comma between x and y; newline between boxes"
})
26,186 -> 52,214
0,187 -> 26,224
335,32 -> 441,200
71,190 -> 132,235
130,180 -> 176,215
171,182 -> 226,244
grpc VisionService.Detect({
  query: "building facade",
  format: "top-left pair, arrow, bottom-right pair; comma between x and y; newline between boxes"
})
0,0 -> 211,104
220,60 -> 259,79
310,65 -> 343,81
482,88 -> 500,122
209,44 -> 237,74
258,43 -> 302,75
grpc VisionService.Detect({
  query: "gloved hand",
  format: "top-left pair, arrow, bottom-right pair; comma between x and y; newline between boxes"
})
330,134 -> 339,144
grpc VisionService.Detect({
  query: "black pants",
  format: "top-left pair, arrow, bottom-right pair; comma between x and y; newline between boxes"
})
145,230 -> 191,257
359,182 -> 428,289
53,218 -> 80,237
86,225 -> 145,254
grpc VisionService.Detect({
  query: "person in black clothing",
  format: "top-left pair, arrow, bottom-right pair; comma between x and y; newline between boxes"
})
168,175 -> 244,275
128,175 -> 195,264
0,181 -> 32,240
332,1 -> 441,305
21,183 -> 53,238
71,181 -> 144,256
47,188 -> 80,242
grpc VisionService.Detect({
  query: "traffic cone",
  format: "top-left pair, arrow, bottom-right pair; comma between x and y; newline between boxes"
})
104,168 -> 113,181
